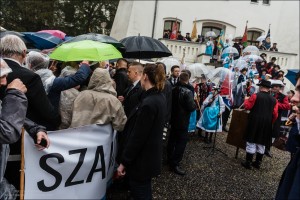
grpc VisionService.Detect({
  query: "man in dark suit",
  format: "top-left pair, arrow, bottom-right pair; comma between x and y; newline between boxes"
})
121,62 -> 144,117
0,35 -> 54,191
168,65 -> 180,87
0,35 -> 60,130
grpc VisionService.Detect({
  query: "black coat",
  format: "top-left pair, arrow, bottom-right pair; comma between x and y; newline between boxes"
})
113,68 -> 130,96
0,59 -> 60,131
121,88 -> 166,181
170,82 -> 196,130
162,80 -> 172,124
244,92 -> 276,146
123,81 -> 143,117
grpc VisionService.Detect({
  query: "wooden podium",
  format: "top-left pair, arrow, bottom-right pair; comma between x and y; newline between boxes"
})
226,109 -> 249,157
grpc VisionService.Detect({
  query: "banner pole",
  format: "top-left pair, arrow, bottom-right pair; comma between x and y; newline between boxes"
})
20,128 -> 25,200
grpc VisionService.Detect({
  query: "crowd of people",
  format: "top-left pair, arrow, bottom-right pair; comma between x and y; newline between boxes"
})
0,33 -> 299,200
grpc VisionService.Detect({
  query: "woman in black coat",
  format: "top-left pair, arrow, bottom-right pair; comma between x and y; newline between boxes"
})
117,64 -> 166,200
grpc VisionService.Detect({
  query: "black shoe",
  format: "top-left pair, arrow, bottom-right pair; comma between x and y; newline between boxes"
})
172,166 -> 186,176
241,161 -> 252,169
252,161 -> 261,169
264,150 -> 273,158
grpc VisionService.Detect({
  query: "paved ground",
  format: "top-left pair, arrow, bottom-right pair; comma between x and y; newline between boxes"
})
108,132 -> 290,199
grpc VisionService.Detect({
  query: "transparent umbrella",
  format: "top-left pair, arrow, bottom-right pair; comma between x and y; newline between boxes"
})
221,46 -> 239,57
159,57 -> 181,75
242,45 -> 260,55
205,31 -> 217,38
233,59 -> 248,70
185,63 -> 210,79
208,67 -> 234,97
242,55 -> 263,62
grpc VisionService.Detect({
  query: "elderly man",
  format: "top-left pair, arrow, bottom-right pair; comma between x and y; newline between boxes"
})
0,59 -> 50,198
0,36 -> 52,192
0,35 -> 60,130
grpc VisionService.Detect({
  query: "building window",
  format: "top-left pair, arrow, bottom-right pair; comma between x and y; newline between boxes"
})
262,0 -> 270,4
163,20 -> 181,36
201,27 -> 221,37
247,31 -> 261,46
251,0 -> 258,3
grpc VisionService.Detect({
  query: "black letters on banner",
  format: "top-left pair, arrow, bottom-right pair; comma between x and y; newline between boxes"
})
86,146 -> 106,182
37,153 -> 64,192
65,148 -> 87,187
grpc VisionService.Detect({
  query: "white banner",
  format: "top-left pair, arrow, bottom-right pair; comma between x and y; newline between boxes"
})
24,124 -> 117,199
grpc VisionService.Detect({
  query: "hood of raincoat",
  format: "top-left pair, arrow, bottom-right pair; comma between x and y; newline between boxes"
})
87,68 -> 117,97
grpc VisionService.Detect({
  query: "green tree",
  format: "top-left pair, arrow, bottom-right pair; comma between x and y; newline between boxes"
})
0,0 -> 119,36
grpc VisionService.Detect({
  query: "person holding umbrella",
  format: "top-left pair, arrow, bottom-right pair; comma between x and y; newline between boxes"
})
205,37 -> 214,58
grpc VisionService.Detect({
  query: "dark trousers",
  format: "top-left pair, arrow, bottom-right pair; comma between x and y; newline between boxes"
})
222,107 -> 231,128
167,128 -> 188,167
129,178 -> 152,200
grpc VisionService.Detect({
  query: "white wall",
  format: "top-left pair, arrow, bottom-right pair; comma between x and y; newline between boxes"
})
111,0 -> 299,67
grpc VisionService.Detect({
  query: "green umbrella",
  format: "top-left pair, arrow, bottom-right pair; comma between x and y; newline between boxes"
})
49,40 -> 122,61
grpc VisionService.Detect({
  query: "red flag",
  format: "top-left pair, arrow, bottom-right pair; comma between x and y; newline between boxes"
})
241,21 -> 248,47
170,20 -> 178,40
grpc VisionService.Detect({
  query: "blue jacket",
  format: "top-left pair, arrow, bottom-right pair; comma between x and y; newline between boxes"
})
48,65 -> 92,113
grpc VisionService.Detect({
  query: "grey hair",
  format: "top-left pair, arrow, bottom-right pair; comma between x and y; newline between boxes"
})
0,35 -> 27,58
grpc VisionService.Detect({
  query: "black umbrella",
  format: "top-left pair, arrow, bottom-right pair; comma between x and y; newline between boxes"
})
63,33 -> 125,52
120,35 -> 172,59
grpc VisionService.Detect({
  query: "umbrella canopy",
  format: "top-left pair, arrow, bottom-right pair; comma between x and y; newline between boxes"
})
23,32 -> 63,50
49,40 -> 122,62
208,67 -> 234,97
221,46 -> 239,56
63,33 -> 125,52
38,30 -> 66,40
285,69 -> 300,85
120,35 -> 172,59
242,55 -> 263,62
205,31 -> 216,38
242,45 -> 260,55
159,57 -> 181,74
233,59 -> 248,70
185,63 -> 210,79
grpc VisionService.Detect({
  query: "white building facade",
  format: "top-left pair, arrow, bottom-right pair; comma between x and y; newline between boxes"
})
111,0 -> 299,70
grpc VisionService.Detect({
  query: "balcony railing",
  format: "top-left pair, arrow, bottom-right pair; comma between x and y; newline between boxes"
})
159,38 -> 298,70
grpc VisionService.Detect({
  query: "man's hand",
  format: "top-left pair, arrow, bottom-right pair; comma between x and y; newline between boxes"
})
117,164 -> 126,177
244,96 -> 250,100
118,96 -> 124,103
7,79 -> 27,93
35,131 -> 50,150
80,60 -> 90,66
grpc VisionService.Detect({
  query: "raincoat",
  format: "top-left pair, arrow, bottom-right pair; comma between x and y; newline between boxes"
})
70,68 -> 127,131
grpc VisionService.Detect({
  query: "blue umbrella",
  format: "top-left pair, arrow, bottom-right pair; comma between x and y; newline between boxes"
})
285,69 -> 299,85
22,32 -> 63,50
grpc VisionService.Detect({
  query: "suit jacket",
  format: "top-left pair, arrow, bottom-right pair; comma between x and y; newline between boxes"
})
0,59 -> 60,131
121,88 -> 166,181
123,81 -> 143,117
168,77 -> 178,87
